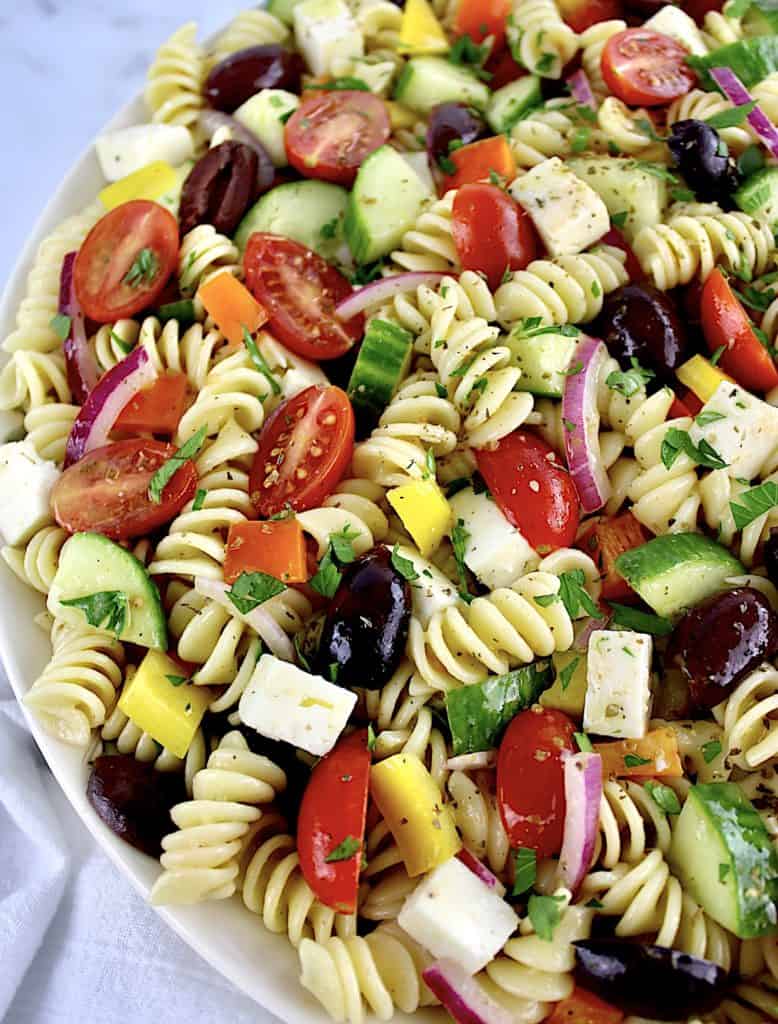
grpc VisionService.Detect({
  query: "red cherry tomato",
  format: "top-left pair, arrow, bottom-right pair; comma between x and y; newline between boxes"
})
577,511 -> 648,604
475,430 -> 580,553
701,268 -> 778,392
453,0 -> 511,48
114,372 -> 189,435
598,226 -> 643,282
452,184 -> 538,291
497,707 -> 576,858
483,49 -> 526,90
244,234 -> 363,360
284,91 -> 390,187
556,0 -> 624,32
547,987 -> 624,1024
74,201 -> 179,323
250,385 -> 354,517
52,438 -> 197,540
297,730 -> 370,913
601,29 -> 696,107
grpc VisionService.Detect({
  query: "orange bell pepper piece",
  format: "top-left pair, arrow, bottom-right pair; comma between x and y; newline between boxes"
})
223,519 -> 309,585
197,271 -> 268,347
440,135 -> 517,193
547,986 -> 624,1024
595,727 -> 683,779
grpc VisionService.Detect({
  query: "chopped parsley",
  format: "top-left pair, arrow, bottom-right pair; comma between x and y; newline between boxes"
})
624,753 -> 652,768
730,480 -> 778,530
645,780 -> 681,815
391,544 -> 419,581
558,569 -> 603,620
123,247 -> 159,288
166,674 -> 189,687
660,428 -> 727,472
325,836 -> 362,862
49,313 -> 72,341
705,101 -> 757,131
559,657 -> 580,692
574,732 -> 593,752
243,327 -> 280,396
148,425 -> 207,504
227,571 -> 286,614
528,893 -> 565,941
512,848 -> 537,897
192,488 -> 207,511
702,739 -> 722,764
60,590 -> 128,637
609,602 -> 673,636
606,357 -> 654,398
451,518 -> 473,604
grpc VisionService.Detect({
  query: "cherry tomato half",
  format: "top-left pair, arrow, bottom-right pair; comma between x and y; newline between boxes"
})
452,184 -> 538,291
74,201 -> 179,323
250,384 -> 354,517
497,706 -> 576,858
284,91 -> 390,187
244,234 -> 364,360
453,0 -> 511,48
701,267 -> 778,392
297,729 -> 370,913
52,438 -> 198,540
475,430 -> 580,554
601,29 -> 696,107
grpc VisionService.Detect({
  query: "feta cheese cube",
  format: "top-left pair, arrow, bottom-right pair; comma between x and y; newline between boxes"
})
239,654 -> 357,756
509,157 -> 610,258
688,381 -> 778,481
95,125 -> 194,183
644,6 -> 708,55
0,440 -> 59,547
398,856 -> 518,974
392,544 -> 458,627
449,487 -> 538,589
584,629 -> 653,740
294,0 -> 364,78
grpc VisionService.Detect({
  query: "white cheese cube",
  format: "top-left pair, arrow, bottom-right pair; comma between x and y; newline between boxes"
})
234,90 -> 300,167
95,124 -> 194,183
449,488 -> 538,589
294,0 -> 364,78
0,440 -> 59,547
509,157 -> 610,258
688,381 -> 778,481
392,544 -> 459,627
0,410 -> 23,444
398,856 -> 518,974
644,6 -> 708,55
239,654 -> 357,757
584,629 -> 654,740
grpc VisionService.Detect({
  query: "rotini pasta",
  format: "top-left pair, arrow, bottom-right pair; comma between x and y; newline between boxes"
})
507,0 -> 579,80
208,8 -> 290,65
144,22 -> 206,134
178,224 -> 241,297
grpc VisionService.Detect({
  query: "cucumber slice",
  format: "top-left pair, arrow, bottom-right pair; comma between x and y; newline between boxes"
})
735,165 -> 778,230
347,319 -> 413,431
670,783 -> 778,938
505,326 -> 576,397
394,57 -> 491,115
268,0 -> 305,24
345,145 -> 430,263
156,299 -> 197,326
568,157 -> 668,240
234,89 -> 299,167
487,76 -> 542,134
234,180 -> 349,261
744,1 -> 778,36
614,533 -> 744,619
687,36 -> 778,90
48,532 -> 167,649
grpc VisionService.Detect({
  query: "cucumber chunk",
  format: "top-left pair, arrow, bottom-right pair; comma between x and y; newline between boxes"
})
687,37 -> 778,90
394,57 -> 491,115
744,1 -> 778,37
735,165 -> 778,230
487,76 -> 542,134
505,326 -> 576,397
347,319 -> 413,431
48,532 -> 167,649
345,145 -> 430,263
614,533 -> 744,619
670,783 -> 778,938
234,180 -> 349,261
568,157 -> 668,240
234,89 -> 299,167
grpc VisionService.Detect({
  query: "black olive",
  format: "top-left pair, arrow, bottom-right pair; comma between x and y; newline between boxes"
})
313,546 -> 411,690
573,940 -> 728,1020
204,45 -> 304,113
426,103 -> 488,171
592,282 -> 689,383
666,587 -> 778,710
764,529 -> 778,588
668,119 -> 741,207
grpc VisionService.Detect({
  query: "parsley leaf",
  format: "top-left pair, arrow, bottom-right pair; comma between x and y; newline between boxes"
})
528,893 -> 565,941
512,848 -> 537,897
710,345 -> 726,366
695,410 -> 726,427
148,425 -> 207,503
606,357 -> 654,398
706,100 -> 757,130
227,571 -> 286,614
609,602 -> 673,636
624,753 -> 652,768
612,211 -> 629,229
123,247 -> 159,288
391,544 -> 419,581
634,161 -> 678,183
166,674 -> 189,687
534,592 -> 560,608
660,428 -> 727,472
558,569 -> 603,620
320,217 -> 339,239
310,548 -> 343,599
645,780 -> 681,815
294,633 -> 311,671
367,723 -> 377,751
448,33 -> 492,80
438,154 -> 457,174
730,480 -> 778,530
702,739 -> 722,764
558,657 -> 580,691
451,518 -> 473,603
574,731 -> 593,752
325,835 -> 362,862
61,590 -> 128,636
243,327 -> 280,396
49,313 -> 72,341
192,488 -> 207,511
330,525 -> 359,565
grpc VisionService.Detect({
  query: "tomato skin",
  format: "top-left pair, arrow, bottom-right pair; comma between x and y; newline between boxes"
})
285,91 -> 390,187
701,268 -> 778,392
484,49 -> 526,90
452,184 -> 538,291
52,439 -> 197,540
297,730 -> 370,913
601,29 -> 696,106
74,201 -> 179,323
547,987 -> 624,1024
556,0 -> 623,32
244,234 -> 363,360
578,511 -> 648,604
453,0 -> 511,48
114,372 -> 188,435
475,430 -> 580,553
250,385 -> 354,517
497,707 -> 576,858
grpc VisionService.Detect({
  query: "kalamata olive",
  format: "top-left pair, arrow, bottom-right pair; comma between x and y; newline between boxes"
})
593,282 -> 689,383
573,940 -> 728,1020
87,755 -> 185,856
205,45 -> 304,113
179,142 -> 259,236
426,103 -> 488,170
666,587 -> 778,710
624,0 -> 672,14
668,120 -> 741,207
313,545 -> 411,690
764,529 -> 778,588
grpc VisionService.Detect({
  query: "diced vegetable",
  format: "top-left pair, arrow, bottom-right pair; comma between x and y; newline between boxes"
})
687,36 -> 778,91
584,629 -> 654,740
99,161 -> 178,210
293,0 -> 363,78
456,848 -> 506,896
448,487 -> 538,589
563,335 -> 611,514
95,124 -> 193,182
58,252 -> 98,405
547,988 -> 624,1024
346,319 -> 413,431
0,441 -> 60,547
440,135 -> 517,192
423,960 -> 515,1024
197,272 -> 268,346
558,751 -> 603,894
594,727 -> 683,779
223,519 -> 309,585
689,381 -> 778,480
387,479 -> 452,558
675,354 -> 735,403
577,512 -> 647,603
541,650 -> 588,716
114,373 -> 188,435
399,0 -> 449,55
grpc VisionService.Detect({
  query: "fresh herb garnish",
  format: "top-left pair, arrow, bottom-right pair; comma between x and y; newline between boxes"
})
606,357 -> 654,398
660,428 -> 727,471
243,326 -> 280,396
330,524 -> 359,565
645,780 -> 681,815
367,723 -> 377,751
534,592 -> 560,608
624,753 -> 652,768
166,674 -> 189,687
123,247 -> 159,288
612,211 -> 629,229
451,518 -> 473,603
192,488 -> 207,511
574,731 -> 593,752
309,527 -> 358,598
670,187 -> 695,203
320,217 -> 339,239
111,330 -> 135,354
391,543 -> 419,581
448,33 -> 492,79
635,161 -> 678,183
710,345 -> 726,366
325,835 -> 362,862
702,739 -> 722,764
227,571 -> 286,614
512,848 -> 537,897
609,602 -> 673,636
294,633 -> 311,671
60,590 -> 128,636
49,313 -> 72,341
148,425 -> 207,503
695,410 -> 726,427
705,100 -> 757,130
558,569 -> 602,620
558,657 -> 580,692
730,480 -> 778,530
528,893 -> 565,941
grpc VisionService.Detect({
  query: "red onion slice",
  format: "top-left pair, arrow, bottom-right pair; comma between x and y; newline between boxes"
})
710,66 -> 778,160
423,961 -> 515,1024
567,69 -> 596,110
198,110 -> 276,193
558,750 -> 602,893
59,252 -> 99,404
456,848 -> 506,896
563,334 -> 611,513
194,576 -> 295,661
64,346 -> 157,468
574,611 -> 611,652
334,271 -> 448,321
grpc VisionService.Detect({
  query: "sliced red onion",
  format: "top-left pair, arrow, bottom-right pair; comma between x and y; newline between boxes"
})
194,576 -> 295,661
334,271 -> 448,321
558,750 -> 602,893
59,252 -> 99,404
567,69 -> 596,110
456,848 -> 506,897
422,961 -> 515,1024
64,346 -> 157,468
563,334 -> 611,513
446,750 -> 497,772
574,611 -> 611,652
198,110 -> 275,192
710,66 -> 778,161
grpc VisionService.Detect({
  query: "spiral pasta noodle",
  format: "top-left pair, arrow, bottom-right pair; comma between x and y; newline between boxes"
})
699,470 -> 778,567
714,662 -> 778,772
507,0 -> 579,79
330,52 -> 402,96
208,8 -> 290,65
23,402 -> 79,465
389,191 -> 459,274
448,768 -> 511,877
580,21 -> 625,98
668,90 -> 754,156
178,225 -> 241,298
596,97 -> 666,159
0,349 -> 71,413
2,522 -> 68,595
701,8 -> 744,48
595,778 -> 674,870
354,0 -> 403,51
510,100 -> 606,169
145,22 -> 206,133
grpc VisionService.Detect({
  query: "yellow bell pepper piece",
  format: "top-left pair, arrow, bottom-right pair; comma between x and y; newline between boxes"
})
386,101 -> 419,131
676,355 -> 735,404
99,161 -> 179,211
387,478 -> 452,558
399,0 -> 449,55
541,650 -> 588,716
370,753 -> 460,876
118,650 -> 211,758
